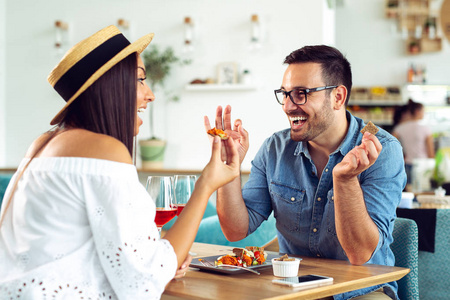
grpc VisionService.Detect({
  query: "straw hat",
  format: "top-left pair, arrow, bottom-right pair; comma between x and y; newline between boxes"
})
48,25 -> 154,125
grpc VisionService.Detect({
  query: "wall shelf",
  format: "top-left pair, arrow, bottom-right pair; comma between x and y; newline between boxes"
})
385,0 -> 443,55
184,84 -> 257,92
349,100 -> 405,106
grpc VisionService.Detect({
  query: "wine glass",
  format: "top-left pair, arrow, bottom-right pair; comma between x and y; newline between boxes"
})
146,176 -> 177,234
174,175 -> 197,216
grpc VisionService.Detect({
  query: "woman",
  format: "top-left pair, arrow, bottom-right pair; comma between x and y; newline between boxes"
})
0,25 -> 239,299
393,99 -> 434,185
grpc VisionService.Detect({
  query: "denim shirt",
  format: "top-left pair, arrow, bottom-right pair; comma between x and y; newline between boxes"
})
242,112 -> 406,300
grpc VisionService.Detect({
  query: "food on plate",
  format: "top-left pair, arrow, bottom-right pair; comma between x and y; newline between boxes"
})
207,127 -> 229,140
274,254 -> 296,261
215,247 -> 267,267
360,121 -> 379,135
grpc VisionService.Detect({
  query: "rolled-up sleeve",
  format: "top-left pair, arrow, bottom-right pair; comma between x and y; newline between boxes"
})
360,137 -> 407,262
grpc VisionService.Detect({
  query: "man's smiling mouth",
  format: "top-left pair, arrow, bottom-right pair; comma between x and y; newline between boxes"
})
289,116 -> 307,125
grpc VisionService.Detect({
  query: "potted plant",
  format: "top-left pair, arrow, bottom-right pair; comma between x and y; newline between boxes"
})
430,148 -> 450,196
139,45 -> 189,169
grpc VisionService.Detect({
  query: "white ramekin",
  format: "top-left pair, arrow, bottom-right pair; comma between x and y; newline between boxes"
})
271,257 -> 302,277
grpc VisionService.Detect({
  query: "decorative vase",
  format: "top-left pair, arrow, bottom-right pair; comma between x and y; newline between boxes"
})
139,139 -> 166,169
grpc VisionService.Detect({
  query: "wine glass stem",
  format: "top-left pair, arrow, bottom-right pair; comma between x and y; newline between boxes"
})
157,227 -> 162,237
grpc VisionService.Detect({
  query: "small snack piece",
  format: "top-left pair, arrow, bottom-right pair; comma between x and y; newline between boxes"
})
207,127 -> 228,140
275,254 -> 296,261
360,121 -> 379,135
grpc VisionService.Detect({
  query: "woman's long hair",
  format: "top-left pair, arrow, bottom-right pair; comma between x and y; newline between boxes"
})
0,53 -> 138,226
59,52 -> 138,154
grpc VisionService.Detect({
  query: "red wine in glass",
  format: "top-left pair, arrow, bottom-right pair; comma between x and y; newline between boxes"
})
155,208 -> 178,228
146,176 -> 177,234
176,204 -> 186,215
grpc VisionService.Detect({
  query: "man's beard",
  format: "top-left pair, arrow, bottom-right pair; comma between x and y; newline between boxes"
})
290,96 -> 334,142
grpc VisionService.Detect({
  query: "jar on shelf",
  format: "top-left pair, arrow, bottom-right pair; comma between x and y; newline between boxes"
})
241,69 -> 253,85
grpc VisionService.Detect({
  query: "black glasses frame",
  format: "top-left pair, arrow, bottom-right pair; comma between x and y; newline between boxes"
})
274,85 -> 338,105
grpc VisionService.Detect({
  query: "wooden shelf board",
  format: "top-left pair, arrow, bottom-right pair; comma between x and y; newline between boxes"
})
185,84 -> 257,92
349,100 -> 405,106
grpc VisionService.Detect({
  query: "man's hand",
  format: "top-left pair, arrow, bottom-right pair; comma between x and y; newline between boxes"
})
333,132 -> 382,180
204,105 -> 249,164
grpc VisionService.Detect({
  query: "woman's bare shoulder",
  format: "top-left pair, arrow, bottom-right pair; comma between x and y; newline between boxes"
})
33,129 -> 133,164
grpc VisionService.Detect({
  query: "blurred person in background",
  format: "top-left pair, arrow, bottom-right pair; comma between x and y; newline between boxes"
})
393,99 -> 435,186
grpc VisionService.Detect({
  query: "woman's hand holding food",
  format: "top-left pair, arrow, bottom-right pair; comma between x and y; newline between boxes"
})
204,105 -> 249,165
200,134 -> 240,195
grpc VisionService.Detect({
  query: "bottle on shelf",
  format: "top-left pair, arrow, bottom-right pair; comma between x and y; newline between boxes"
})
407,63 -> 415,83
415,65 -> 423,83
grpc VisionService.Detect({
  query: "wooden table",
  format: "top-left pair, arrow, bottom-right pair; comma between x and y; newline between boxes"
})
162,243 -> 409,300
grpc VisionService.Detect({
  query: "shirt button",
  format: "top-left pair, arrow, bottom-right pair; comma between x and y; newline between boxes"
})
316,254 -> 321,257
317,197 -> 321,202
325,168 -> 329,172
332,196 -> 334,200
313,228 -> 318,233
291,197 -> 295,201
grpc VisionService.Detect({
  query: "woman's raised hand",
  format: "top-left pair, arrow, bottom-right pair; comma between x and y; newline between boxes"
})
204,105 -> 249,165
200,135 -> 240,194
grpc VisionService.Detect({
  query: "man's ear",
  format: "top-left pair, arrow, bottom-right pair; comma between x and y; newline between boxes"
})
333,85 -> 347,110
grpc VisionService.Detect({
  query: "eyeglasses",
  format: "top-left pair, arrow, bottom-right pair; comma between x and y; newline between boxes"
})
274,86 -> 338,105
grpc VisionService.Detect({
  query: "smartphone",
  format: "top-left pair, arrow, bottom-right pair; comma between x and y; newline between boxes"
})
272,274 -> 333,289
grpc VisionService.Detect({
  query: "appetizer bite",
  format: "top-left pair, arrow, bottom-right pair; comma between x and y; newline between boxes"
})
207,127 -> 229,140
215,247 -> 267,267
360,121 -> 379,135
274,254 -> 296,261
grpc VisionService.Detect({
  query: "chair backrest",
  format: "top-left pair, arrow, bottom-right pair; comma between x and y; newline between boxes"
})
0,174 -> 13,206
194,213 -> 277,248
418,209 -> 450,299
391,217 -> 419,300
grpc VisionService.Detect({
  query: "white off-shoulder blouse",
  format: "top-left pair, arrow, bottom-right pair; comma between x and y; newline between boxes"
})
0,157 -> 177,299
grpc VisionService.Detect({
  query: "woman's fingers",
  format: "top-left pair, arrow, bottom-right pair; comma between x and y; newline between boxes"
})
211,136 -> 221,161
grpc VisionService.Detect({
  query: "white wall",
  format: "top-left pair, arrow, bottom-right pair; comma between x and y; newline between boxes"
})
0,0 -> 6,166
335,0 -> 450,86
1,0 -> 328,170
2,0 -> 449,170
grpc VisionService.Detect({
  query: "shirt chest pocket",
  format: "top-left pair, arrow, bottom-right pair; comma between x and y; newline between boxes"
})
269,182 -> 305,232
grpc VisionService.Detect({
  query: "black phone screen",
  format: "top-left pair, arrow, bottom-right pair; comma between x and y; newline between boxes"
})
297,275 -> 326,282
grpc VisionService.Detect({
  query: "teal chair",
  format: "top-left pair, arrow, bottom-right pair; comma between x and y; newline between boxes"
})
0,174 -> 13,207
194,213 -> 277,248
418,209 -> 450,300
162,199 -> 218,230
390,217 -> 419,300
164,199 -> 278,248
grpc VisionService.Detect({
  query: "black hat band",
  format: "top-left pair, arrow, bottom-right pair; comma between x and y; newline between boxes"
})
54,34 -> 130,102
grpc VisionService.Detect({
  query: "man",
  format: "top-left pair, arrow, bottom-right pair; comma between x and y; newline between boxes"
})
205,45 -> 406,300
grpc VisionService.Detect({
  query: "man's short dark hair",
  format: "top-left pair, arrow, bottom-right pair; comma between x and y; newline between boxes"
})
284,45 -> 352,105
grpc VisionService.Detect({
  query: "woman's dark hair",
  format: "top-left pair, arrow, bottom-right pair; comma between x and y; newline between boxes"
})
393,105 -> 407,127
0,54 -> 139,227
284,45 -> 352,105
60,52 -> 138,154
405,99 -> 423,116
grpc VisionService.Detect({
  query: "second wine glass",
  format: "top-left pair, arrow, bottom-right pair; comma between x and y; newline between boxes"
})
174,175 -> 197,215
146,176 -> 177,234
